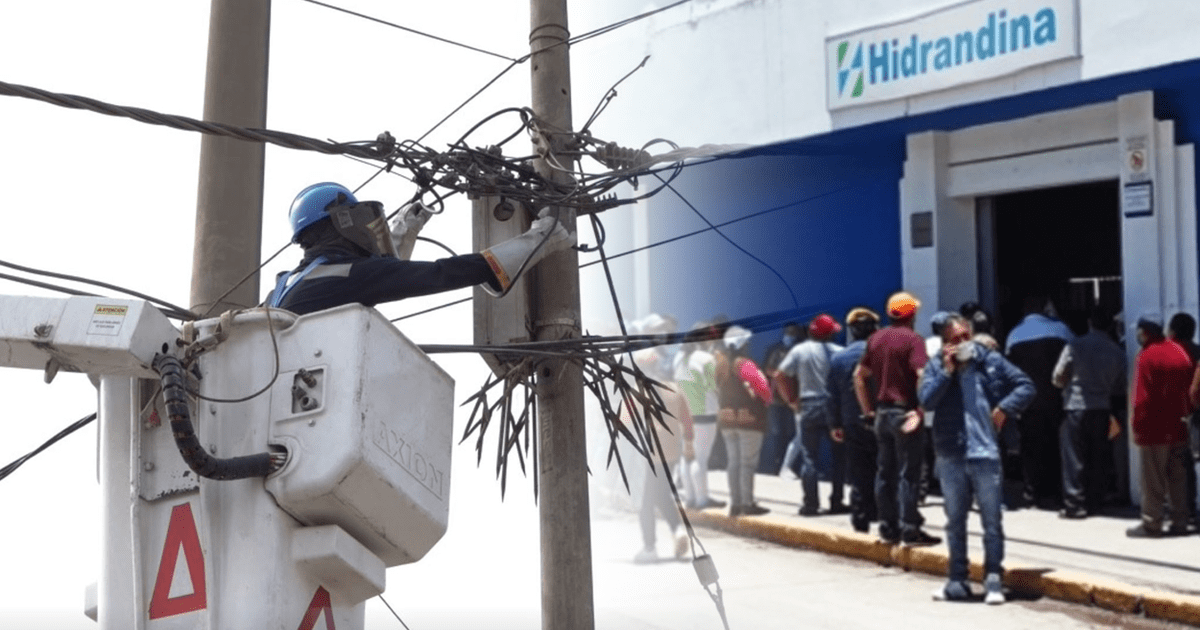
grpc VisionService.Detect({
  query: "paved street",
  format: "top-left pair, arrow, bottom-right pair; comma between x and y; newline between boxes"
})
371,503 -> 1192,630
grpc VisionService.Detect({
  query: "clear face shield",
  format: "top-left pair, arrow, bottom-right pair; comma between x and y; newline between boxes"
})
326,200 -> 399,258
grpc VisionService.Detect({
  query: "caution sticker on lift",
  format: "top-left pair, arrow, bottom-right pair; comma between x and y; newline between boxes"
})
88,304 -> 128,336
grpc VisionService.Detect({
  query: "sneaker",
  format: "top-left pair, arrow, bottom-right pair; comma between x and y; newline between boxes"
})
984,573 -> 1004,605
932,580 -> 971,601
902,528 -> 942,546
798,505 -> 821,517
879,524 -> 901,545
633,547 -> 657,564
1167,525 -> 1190,537
1126,524 -> 1162,538
742,503 -> 770,516
673,530 -> 689,559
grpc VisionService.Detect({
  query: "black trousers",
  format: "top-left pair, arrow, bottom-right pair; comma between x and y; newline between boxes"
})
1019,407 -> 1063,505
844,420 -> 878,531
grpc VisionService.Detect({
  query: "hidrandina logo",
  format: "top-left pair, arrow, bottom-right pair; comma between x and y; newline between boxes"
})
837,41 -> 865,99
830,3 -> 1064,106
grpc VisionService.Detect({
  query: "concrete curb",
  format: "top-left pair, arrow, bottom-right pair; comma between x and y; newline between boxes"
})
687,509 -> 1200,627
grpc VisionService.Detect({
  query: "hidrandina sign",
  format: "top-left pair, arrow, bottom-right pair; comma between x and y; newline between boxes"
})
826,0 -> 1080,110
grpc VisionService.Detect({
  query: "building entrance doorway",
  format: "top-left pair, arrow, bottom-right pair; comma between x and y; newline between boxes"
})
900,92 -> 1199,504
983,180 -> 1124,346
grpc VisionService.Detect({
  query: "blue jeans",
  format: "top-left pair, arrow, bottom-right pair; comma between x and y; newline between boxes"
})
759,403 -> 796,474
874,407 -> 925,535
790,399 -> 844,509
938,456 -> 1004,581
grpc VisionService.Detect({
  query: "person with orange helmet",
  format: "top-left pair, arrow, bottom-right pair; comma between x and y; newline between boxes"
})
854,292 -> 940,546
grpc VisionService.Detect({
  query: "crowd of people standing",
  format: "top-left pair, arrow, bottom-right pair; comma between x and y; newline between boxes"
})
628,290 -> 1200,603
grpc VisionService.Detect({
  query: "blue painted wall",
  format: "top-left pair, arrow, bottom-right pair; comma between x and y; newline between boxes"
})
643,148 -> 903,357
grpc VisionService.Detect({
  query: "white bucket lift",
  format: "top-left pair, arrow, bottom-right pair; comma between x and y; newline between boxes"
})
0,296 -> 453,629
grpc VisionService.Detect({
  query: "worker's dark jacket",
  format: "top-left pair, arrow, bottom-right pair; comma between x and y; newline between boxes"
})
825,340 -> 868,432
266,245 -> 496,316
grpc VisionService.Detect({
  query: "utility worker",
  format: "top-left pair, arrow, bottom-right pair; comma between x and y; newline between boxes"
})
265,182 -> 574,315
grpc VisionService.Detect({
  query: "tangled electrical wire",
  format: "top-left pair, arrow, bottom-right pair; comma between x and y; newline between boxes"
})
365,106 -> 688,222
456,343 -> 670,499
422,308 -> 814,499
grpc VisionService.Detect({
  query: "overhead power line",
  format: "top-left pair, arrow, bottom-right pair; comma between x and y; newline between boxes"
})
0,257 -> 197,320
567,0 -> 692,46
0,79 -> 393,160
0,413 -> 97,483
415,0 -> 694,141
300,0 -> 519,62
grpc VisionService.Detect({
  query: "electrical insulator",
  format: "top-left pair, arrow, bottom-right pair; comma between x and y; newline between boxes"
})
594,141 -> 651,171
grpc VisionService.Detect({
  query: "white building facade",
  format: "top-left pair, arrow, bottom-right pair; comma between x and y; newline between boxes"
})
574,0 -> 1200,505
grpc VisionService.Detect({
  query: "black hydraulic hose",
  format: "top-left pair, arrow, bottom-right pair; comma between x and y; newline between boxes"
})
152,353 -> 285,480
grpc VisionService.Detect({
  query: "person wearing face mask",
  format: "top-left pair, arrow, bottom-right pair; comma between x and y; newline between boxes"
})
920,314 -> 1034,605
827,307 -> 882,532
779,314 -> 846,516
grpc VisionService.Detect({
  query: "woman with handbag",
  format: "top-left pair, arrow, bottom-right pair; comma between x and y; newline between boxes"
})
715,325 -> 772,516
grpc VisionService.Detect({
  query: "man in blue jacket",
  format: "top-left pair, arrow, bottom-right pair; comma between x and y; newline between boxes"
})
265,182 -> 574,315
920,313 -> 1034,605
827,307 -> 881,532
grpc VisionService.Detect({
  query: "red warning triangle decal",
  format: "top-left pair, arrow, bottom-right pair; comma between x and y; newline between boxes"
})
148,502 -> 207,619
297,586 -> 336,630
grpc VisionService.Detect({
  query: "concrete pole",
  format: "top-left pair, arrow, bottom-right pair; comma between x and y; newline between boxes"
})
190,0 -> 272,316
528,1 -> 595,628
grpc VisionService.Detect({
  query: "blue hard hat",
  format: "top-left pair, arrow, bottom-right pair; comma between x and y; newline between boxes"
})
288,182 -> 357,243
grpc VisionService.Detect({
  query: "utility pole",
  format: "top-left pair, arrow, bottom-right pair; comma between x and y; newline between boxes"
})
190,0 -> 272,314
528,1 -> 595,629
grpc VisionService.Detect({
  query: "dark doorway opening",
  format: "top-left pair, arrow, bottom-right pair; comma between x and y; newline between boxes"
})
980,179 -> 1127,502
985,180 -> 1123,346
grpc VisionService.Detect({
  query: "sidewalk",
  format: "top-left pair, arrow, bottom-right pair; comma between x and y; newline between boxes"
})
691,472 -> 1200,626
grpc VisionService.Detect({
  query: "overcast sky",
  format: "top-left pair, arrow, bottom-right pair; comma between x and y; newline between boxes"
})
0,1 -> 671,626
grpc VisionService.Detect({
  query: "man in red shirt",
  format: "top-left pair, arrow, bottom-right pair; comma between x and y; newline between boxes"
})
1128,313 -> 1193,537
854,292 -> 940,545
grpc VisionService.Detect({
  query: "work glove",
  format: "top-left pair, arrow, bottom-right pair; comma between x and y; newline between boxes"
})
389,201 -> 433,261
480,212 -> 575,295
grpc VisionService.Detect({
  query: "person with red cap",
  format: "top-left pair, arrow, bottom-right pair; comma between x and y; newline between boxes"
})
854,292 -> 941,545
778,314 -> 846,515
